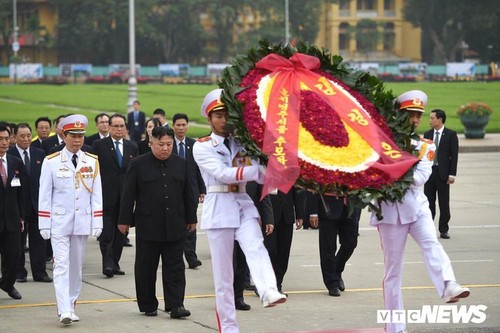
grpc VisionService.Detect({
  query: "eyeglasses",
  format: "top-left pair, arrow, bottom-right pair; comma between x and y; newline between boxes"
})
110,124 -> 126,128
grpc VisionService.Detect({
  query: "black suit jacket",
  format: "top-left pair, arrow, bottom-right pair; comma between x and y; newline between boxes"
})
49,142 -> 94,154
270,187 -> 304,224
424,127 -> 459,181
85,132 -> 107,146
41,135 -> 63,155
0,154 -> 25,232
92,137 -> 138,209
7,146 -> 45,217
31,138 -> 43,150
119,153 -> 197,242
172,137 -> 206,200
307,194 -> 351,221
127,111 -> 146,142
246,181 -> 274,226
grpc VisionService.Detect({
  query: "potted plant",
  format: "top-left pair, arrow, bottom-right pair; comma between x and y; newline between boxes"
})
456,102 -> 493,138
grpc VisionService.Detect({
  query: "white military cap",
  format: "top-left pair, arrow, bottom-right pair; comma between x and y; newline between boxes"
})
200,88 -> 226,118
58,114 -> 88,134
396,90 -> 428,113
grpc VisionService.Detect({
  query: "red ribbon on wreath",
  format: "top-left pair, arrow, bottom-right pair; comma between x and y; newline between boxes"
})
255,53 -> 418,198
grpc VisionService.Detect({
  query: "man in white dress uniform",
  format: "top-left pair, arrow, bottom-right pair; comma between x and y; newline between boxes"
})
193,89 -> 286,333
38,114 -> 103,325
370,90 -> 470,333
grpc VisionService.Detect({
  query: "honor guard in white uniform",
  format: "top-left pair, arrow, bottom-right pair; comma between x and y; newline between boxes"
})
38,114 -> 103,325
193,89 -> 286,333
370,90 -> 470,333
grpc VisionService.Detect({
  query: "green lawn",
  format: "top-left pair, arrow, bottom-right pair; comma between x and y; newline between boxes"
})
0,81 -> 499,138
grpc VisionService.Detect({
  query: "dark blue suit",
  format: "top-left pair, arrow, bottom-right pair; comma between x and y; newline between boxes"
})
127,111 -> 146,143
7,146 -> 50,280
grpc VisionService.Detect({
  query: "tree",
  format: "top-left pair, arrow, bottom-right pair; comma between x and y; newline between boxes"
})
403,0 -> 499,64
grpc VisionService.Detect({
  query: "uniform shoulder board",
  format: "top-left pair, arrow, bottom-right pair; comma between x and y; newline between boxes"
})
84,152 -> 98,159
420,137 -> 434,144
46,151 -> 60,159
197,136 -> 211,142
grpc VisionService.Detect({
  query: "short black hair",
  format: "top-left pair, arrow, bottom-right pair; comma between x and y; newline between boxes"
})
431,109 -> 447,124
54,114 -> 66,126
153,108 -> 166,117
0,122 -> 11,135
109,113 -> 126,125
94,113 -> 110,124
35,116 -> 51,128
151,126 -> 174,140
172,113 -> 189,124
14,123 -> 32,135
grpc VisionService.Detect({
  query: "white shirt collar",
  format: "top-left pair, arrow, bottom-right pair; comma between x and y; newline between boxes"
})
15,145 -> 29,158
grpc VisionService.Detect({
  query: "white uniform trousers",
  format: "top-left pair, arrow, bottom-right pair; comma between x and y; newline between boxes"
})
51,234 -> 88,315
206,217 -> 278,333
377,209 -> 456,333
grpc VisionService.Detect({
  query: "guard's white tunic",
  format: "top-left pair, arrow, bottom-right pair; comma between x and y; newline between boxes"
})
39,148 -> 103,315
193,133 -> 278,333
370,139 -> 456,333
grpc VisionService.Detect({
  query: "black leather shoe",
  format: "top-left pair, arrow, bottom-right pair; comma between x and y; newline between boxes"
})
16,277 -> 27,283
113,269 -> 125,275
170,306 -> 191,319
7,288 -> 22,300
440,232 -> 450,239
244,282 -> 255,291
328,288 -> 341,297
144,310 -> 158,317
34,276 -> 53,283
338,278 -> 345,292
235,300 -> 251,311
103,267 -> 114,278
188,260 -> 202,269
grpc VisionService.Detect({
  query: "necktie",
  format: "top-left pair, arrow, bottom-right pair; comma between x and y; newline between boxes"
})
178,142 -> 185,159
72,154 -> 78,168
433,131 -> 440,165
115,141 -> 123,168
0,158 -> 7,187
223,138 -> 231,153
23,150 -> 30,175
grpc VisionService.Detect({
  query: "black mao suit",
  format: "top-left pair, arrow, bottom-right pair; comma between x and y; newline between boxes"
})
119,152 -> 197,313
424,127 -> 459,233
307,194 -> 360,292
7,146 -> 50,281
173,137 -> 206,266
92,136 -> 138,275
267,187 -> 304,291
0,154 -> 25,295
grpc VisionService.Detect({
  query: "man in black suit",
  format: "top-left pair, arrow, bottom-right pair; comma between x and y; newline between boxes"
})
171,113 -> 206,269
0,123 -> 25,300
31,116 -> 52,150
84,113 -> 110,146
118,126 -> 197,319
308,194 -> 361,297
42,114 -> 66,155
424,109 -> 459,239
92,113 -> 138,278
267,187 -> 304,293
127,100 -> 146,143
7,123 -> 52,283
152,108 -> 170,129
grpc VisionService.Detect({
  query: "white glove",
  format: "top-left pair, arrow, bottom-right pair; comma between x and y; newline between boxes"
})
40,229 -> 51,240
92,228 -> 102,238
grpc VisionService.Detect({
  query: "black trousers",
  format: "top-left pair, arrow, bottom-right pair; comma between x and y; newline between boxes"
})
424,166 -> 451,233
99,205 -> 125,272
0,229 -> 21,293
263,216 -> 294,290
16,216 -> 48,280
318,209 -> 359,291
135,237 -> 186,312
183,229 -> 198,264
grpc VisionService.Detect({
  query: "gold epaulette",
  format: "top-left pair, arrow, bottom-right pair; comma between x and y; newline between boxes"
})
84,151 -> 98,159
197,136 -> 211,142
46,151 -> 60,159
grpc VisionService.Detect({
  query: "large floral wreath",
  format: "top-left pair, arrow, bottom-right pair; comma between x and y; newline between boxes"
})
219,40 -> 418,214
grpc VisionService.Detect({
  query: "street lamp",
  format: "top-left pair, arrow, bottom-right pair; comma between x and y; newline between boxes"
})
127,0 -> 137,112
12,0 -> 19,84
285,0 -> 290,44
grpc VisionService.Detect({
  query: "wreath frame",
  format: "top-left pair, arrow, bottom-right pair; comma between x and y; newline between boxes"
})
219,40 -> 418,215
